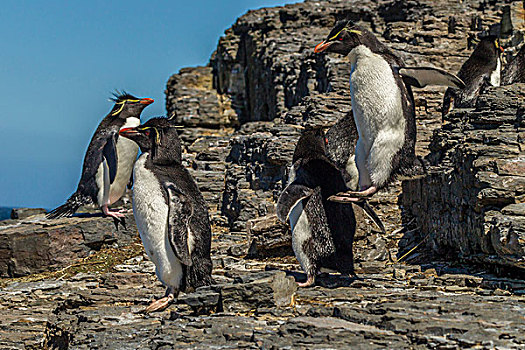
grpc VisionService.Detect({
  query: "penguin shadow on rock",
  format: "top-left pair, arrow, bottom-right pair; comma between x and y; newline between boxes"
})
442,35 -> 505,118
276,126 -> 384,288
119,117 -> 213,313
313,20 -> 465,203
46,91 -> 154,230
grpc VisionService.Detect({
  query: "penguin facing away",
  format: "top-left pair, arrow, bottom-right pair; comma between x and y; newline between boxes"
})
442,36 -> 504,117
119,117 -> 213,312
314,20 -> 464,202
276,128 -> 357,287
47,92 -> 154,227
502,45 -> 525,85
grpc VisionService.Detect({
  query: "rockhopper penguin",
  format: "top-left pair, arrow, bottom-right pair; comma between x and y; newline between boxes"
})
47,92 -> 154,226
314,21 -> 465,202
276,128 -> 357,287
442,36 -> 504,117
119,117 -> 213,312
502,44 -> 525,85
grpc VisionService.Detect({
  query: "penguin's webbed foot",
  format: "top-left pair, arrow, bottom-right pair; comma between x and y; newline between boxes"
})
102,205 -> 127,230
145,296 -> 173,313
297,275 -> 316,288
328,186 -> 378,203
145,289 -> 176,313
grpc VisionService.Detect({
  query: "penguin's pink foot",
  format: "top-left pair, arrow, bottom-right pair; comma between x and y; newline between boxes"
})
328,195 -> 361,203
297,275 -> 315,288
145,293 -> 175,313
328,186 -> 378,203
102,205 -> 126,218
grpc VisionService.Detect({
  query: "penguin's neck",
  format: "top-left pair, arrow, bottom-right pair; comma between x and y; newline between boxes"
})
120,116 -> 140,130
349,45 -> 374,69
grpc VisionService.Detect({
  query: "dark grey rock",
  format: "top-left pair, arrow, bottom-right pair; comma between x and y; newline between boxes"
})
10,208 -> 46,220
246,214 -> 292,258
402,85 -> 525,272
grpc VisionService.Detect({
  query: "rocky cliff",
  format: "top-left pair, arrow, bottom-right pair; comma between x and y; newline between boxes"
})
167,0 -> 525,272
1,0 -> 525,348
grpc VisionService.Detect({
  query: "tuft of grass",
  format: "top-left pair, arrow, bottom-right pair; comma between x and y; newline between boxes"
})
0,238 -> 145,288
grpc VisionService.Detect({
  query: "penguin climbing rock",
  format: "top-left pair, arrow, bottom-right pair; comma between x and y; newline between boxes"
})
442,36 -> 504,117
119,117 -> 213,312
314,20 -> 464,202
47,92 -> 153,227
276,128 -> 358,287
502,45 -> 525,85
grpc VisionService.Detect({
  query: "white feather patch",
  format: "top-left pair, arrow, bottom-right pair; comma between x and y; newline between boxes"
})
133,153 -> 183,289
349,45 -> 406,188
490,57 -> 501,87
289,200 -> 312,274
95,159 -> 110,206
108,117 -> 140,204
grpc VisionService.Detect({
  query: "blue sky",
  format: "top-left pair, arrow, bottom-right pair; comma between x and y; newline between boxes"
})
0,0 -> 297,209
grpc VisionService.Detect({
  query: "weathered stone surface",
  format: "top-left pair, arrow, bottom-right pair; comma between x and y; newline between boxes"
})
220,270 -> 297,312
246,214 -> 292,257
0,213 -> 137,278
10,208 -> 46,220
403,85 -> 525,272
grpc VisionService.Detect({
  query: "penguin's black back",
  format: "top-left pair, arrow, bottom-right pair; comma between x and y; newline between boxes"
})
443,36 -> 501,114
47,114 -> 127,219
78,116 -> 124,199
291,129 -> 356,274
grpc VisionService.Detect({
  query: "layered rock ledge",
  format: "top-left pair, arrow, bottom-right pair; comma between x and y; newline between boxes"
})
403,84 -> 525,272
1,0 -> 525,348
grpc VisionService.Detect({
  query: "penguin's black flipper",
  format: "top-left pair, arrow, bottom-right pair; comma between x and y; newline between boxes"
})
276,183 -> 313,222
164,182 -> 193,266
399,67 -> 465,89
354,200 -> 386,234
305,187 -> 335,259
103,133 -> 118,184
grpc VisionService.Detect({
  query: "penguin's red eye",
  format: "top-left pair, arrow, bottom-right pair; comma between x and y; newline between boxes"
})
338,37 -> 343,41
145,130 -> 150,136
325,137 -> 329,145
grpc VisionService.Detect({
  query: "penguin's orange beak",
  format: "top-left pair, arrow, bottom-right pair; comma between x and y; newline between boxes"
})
140,98 -> 154,105
314,40 -> 333,53
119,127 -> 139,136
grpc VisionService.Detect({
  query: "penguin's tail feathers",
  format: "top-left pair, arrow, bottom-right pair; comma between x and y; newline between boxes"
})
46,192 -> 91,219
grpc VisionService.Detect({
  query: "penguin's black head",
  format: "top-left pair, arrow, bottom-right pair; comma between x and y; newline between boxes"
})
109,91 -> 154,119
471,36 -> 504,60
292,127 -> 328,163
119,117 -> 183,164
314,20 -> 368,56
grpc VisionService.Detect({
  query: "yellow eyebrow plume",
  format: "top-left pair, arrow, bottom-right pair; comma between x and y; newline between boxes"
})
140,126 -> 161,144
111,99 -> 141,116
328,27 -> 362,41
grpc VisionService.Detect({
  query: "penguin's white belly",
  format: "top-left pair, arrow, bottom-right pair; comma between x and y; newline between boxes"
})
95,160 -> 110,207
349,45 -> 406,187
289,201 -> 313,274
490,57 -> 501,87
108,118 -> 140,205
133,154 -> 183,289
